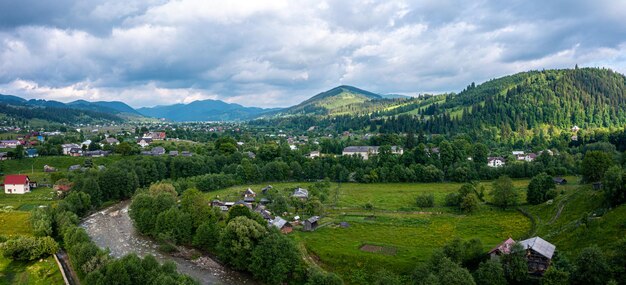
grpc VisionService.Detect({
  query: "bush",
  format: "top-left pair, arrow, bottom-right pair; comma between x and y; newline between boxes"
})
416,193 -> 435,208
445,193 -> 461,207
0,236 -> 59,261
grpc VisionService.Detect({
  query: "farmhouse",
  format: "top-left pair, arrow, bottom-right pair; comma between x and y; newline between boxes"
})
304,216 -> 320,231
292,187 -> 309,199
519,236 -> 556,276
3,175 -> 31,194
487,157 -> 506,167
271,217 -> 293,234
102,137 -> 120,145
342,146 -> 403,160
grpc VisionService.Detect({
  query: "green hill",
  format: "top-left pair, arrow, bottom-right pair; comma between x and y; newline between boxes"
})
277,85 -> 388,115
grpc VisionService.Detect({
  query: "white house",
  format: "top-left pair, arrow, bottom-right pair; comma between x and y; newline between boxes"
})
342,146 -> 403,160
3,175 -> 31,194
512,151 -> 525,156
307,151 -> 320,158
487,157 -> 506,168
137,138 -> 153,148
81,140 -> 92,148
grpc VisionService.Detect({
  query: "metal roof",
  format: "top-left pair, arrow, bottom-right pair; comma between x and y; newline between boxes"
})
519,236 -> 555,259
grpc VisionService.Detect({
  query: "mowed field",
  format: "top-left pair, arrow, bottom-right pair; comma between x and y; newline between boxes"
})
209,178 -> 580,279
0,173 -> 64,285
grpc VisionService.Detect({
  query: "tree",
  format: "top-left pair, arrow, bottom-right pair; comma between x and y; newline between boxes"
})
306,270 -> 344,285
14,144 -> 24,159
218,216 -> 267,270
460,193 -> 480,214
491,176 -> 518,209
81,177 -> 103,207
192,222 -> 221,252
527,172 -> 557,205
249,232 -> 301,284
602,166 -> 626,206
0,236 -> 59,261
474,259 -> 506,285
501,243 -> 527,284
581,151 -> 613,182
472,143 -> 489,167
541,267 -> 569,285
180,188 -> 212,228
571,246 -> 610,285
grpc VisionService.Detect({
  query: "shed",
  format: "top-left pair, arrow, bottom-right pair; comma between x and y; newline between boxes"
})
244,188 -> 256,197
271,217 -> 293,234
292,187 -> 309,199
552,177 -> 567,185
304,216 -> 320,231
261,185 -> 273,194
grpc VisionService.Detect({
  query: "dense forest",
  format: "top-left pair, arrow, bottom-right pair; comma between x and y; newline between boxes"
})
0,103 -> 123,124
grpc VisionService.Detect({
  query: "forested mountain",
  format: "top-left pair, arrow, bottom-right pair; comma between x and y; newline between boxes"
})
276,85 -> 390,115
68,100 -> 141,115
137,99 -> 279,121
257,68 -> 626,136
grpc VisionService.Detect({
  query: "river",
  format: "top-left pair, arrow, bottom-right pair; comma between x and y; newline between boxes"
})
79,201 -> 257,285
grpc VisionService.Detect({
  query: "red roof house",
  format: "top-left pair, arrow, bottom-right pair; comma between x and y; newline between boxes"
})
3,175 -> 31,194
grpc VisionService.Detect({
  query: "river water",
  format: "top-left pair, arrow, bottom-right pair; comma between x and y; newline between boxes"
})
79,201 -> 257,285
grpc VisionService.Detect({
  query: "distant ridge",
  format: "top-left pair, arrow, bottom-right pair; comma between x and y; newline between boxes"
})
137,99 -> 280,121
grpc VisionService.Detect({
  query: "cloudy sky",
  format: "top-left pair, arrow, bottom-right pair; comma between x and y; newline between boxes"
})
1,0 -> 625,108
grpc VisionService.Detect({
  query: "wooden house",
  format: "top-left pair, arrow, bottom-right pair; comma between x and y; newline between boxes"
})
519,236 -> 555,276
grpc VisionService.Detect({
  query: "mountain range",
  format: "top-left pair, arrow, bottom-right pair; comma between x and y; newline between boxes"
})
1,67 -> 625,130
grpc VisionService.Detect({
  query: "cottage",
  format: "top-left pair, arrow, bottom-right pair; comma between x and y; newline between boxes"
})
487,157 -> 506,168
261,185 -> 273,194
43,165 -> 56,172
271,217 -> 293,234
519,237 -> 556,276
488,237 -> 516,259
3,175 -> 31,194
81,140 -> 92,148
292,187 -> 309,199
243,188 -> 256,198
303,216 -> 320,231
552,177 -> 567,185
307,151 -> 320,158
342,146 -> 403,160
137,138 -> 153,148
254,206 -> 273,221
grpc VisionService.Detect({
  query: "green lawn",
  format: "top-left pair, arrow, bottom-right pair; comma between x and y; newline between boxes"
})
0,256 -> 64,285
1,156 -> 123,175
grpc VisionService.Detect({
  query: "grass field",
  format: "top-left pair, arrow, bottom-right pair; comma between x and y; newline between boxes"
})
0,186 -> 63,284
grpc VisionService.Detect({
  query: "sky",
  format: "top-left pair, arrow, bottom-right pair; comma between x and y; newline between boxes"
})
1,0 -> 626,108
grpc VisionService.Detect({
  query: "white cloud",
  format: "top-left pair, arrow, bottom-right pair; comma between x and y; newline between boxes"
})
0,0 -> 625,108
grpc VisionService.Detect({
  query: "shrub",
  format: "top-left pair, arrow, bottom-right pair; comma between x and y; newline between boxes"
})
416,193 -> 435,208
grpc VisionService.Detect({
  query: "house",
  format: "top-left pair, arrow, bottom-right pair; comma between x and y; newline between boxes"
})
488,237 -> 516,259
571,135 -> 578,141
261,185 -> 273,194
234,200 -> 253,209
307,151 -> 320,158
25,148 -> 38,158
512,151 -> 525,156
69,148 -> 83,157
254,206 -> 273,221
271,217 -> 293,234
0,152 -> 9,160
68,165 -> 82,171
571,125 -> 580,132
102,137 -> 120,145
0,140 -> 19,148
181,151 -> 192,157
43,165 -> 56,172
244,151 -> 256,159
303,216 -> 320,231
243,188 -> 256,198
3,175 -> 31,194
85,150 -> 110,157
552,177 -> 567,185
81,140 -> 92,148
169,150 -> 179,156
292,187 -> 309,199
487,157 -> 506,168
517,153 -> 537,162
342,146 -> 403,160
151,147 -> 166,156
137,138 -> 153,148
144,132 -> 166,140
519,237 -> 556,276
61,144 -> 81,155
243,197 -> 256,203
